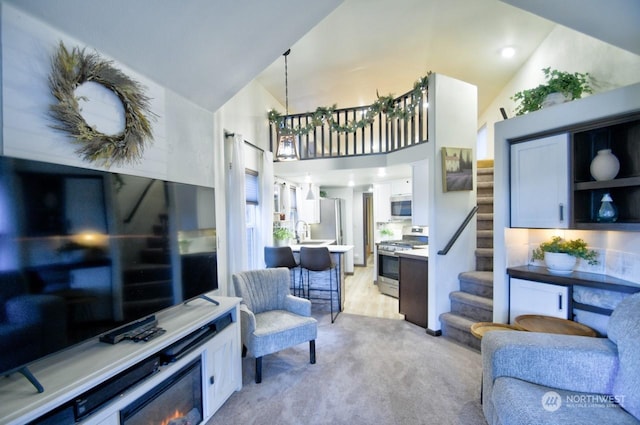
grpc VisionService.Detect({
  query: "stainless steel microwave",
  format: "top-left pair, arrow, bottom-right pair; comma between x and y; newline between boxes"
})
390,195 -> 412,219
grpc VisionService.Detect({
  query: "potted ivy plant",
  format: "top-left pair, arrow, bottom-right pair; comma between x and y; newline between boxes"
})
512,67 -> 592,116
273,226 -> 295,247
531,236 -> 598,274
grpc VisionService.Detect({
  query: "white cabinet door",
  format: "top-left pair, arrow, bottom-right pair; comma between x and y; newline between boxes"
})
510,133 -> 570,228
391,178 -> 412,196
373,183 -> 391,223
509,278 -> 569,323
296,185 -> 320,223
203,324 -> 242,417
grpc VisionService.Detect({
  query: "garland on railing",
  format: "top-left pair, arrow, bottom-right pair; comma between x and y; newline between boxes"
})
268,72 -> 431,136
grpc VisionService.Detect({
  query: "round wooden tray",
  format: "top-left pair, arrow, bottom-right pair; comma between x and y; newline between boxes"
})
470,322 -> 519,339
514,314 -> 597,337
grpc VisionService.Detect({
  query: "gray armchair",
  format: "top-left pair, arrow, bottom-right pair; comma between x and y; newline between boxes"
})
482,292 -> 640,425
232,268 -> 318,383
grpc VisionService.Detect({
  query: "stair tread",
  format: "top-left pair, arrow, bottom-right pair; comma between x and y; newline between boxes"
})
450,291 -> 493,308
477,197 -> 494,204
439,312 -> 477,331
477,212 -> 493,219
459,271 -> 493,285
477,230 -> 493,236
475,248 -> 494,257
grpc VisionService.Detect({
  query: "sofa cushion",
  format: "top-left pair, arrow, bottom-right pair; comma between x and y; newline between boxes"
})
492,376 -> 639,425
608,292 -> 640,420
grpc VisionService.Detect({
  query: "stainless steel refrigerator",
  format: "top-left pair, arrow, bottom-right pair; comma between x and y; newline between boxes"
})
309,198 -> 345,244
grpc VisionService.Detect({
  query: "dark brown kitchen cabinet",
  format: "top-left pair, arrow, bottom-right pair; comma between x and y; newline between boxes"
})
399,256 -> 428,328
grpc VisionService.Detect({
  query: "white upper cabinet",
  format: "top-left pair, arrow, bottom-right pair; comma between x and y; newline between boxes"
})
373,183 -> 391,223
510,133 -> 570,228
390,178 -> 412,196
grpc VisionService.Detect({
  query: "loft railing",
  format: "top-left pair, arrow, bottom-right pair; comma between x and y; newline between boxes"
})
269,87 -> 428,160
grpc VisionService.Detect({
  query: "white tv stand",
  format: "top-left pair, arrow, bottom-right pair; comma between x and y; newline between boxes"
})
0,295 -> 242,425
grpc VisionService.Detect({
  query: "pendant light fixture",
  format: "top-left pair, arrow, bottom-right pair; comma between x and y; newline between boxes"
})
275,49 -> 299,161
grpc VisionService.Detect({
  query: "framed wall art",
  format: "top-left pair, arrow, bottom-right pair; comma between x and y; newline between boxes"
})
441,147 -> 473,192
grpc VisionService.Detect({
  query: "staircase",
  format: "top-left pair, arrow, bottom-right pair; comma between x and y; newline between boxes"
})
122,214 -> 173,321
439,160 -> 494,350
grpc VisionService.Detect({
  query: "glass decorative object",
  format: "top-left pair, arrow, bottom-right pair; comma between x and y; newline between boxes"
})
597,193 -> 618,222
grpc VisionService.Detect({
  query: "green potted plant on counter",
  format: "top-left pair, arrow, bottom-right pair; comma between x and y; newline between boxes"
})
273,226 -> 295,247
531,236 -> 598,274
512,67 -> 592,116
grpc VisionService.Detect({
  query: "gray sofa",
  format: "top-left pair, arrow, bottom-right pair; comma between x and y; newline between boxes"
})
482,292 -> 640,425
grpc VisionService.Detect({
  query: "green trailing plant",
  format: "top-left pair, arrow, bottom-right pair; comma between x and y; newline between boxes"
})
379,227 -> 394,237
511,67 -> 592,116
273,227 -> 294,240
531,236 -> 599,265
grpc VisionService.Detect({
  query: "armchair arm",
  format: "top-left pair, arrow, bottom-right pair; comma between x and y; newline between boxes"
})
238,303 -> 256,342
482,331 -> 618,400
284,294 -> 312,317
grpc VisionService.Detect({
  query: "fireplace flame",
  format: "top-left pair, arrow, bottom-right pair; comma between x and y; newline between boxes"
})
160,409 -> 183,425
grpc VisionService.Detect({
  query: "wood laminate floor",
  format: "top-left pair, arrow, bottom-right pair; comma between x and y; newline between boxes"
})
343,255 -> 404,320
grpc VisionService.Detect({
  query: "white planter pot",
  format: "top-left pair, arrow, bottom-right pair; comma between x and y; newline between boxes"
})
541,92 -> 571,108
274,238 -> 290,247
544,252 -> 577,274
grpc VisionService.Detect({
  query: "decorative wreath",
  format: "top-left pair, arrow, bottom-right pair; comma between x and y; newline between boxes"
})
48,41 -> 156,167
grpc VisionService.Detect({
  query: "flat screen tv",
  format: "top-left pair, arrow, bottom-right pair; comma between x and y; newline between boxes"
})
0,155 -> 218,389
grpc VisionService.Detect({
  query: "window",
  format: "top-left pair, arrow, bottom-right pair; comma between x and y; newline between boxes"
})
245,170 -> 259,269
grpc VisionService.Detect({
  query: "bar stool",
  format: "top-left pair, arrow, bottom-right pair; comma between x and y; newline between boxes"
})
299,246 -> 340,323
264,246 -> 301,296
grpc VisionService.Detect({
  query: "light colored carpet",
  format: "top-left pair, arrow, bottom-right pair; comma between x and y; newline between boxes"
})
207,310 -> 487,425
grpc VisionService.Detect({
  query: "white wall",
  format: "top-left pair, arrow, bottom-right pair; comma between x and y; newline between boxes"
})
479,25 -> 640,159
1,3 -> 215,187
427,74 -> 478,333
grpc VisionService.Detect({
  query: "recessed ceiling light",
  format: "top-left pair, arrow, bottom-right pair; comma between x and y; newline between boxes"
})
501,46 -> 516,59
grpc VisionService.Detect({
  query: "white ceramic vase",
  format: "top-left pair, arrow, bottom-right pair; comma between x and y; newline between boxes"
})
544,252 -> 577,274
590,149 -> 620,181
541,92 -> 571,108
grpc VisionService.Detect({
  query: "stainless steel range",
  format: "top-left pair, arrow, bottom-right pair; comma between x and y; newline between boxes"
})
377,226 -> 428,298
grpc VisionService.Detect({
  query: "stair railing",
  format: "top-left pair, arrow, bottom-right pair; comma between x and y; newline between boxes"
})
437,206 -> 478,255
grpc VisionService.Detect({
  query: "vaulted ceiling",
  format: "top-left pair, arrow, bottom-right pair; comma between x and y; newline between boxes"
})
6,0 -> 638,117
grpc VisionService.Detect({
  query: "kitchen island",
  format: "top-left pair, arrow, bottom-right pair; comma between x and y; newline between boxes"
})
289,241 -> 353,313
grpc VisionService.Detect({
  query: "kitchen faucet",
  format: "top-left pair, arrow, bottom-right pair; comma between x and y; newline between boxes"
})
295,220 -> 308,243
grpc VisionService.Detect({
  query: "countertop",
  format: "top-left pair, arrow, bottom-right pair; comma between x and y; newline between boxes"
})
396,247 -> 429,261
289,240 -> 354,253
507,265 -> 640,293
